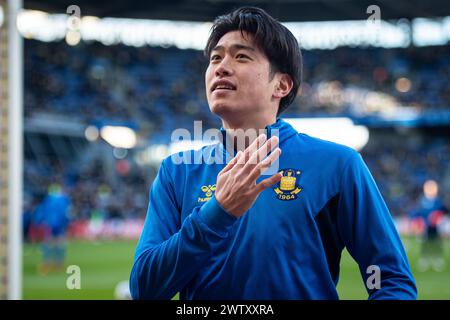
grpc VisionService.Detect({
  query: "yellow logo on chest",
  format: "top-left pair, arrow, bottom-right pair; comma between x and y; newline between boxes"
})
274,169 -> 302,201
198,184 -> 216,202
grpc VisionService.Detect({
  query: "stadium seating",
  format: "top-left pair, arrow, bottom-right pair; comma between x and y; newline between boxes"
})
22,39 -> 450,233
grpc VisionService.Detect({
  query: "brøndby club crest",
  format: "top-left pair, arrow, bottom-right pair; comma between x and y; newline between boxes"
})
274,169 -> 302,201
198,184 -> 216,203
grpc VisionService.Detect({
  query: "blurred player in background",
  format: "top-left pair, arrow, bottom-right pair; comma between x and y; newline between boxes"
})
411,179 -> 448,272
33,183 -> 71,274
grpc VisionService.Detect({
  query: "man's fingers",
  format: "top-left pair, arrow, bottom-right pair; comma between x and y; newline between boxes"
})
223,134 -> 279,175
222,150 -> 242,173
260,147 -> 281,172
254,171 -> 283,194
246,136 -> 279,169
240,134 -> 267,165
247,147 -> 281,183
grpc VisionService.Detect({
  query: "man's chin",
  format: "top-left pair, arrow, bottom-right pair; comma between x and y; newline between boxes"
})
210,103 -> 234,116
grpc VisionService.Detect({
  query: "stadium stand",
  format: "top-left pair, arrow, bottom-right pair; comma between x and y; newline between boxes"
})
22,39 -> 450,239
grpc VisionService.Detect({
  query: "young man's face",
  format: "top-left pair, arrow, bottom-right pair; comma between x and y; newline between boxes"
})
205,31 -> 277,121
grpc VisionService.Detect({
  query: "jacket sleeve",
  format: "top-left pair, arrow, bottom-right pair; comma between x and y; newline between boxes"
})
336,152 -> 417,300
129,160 -> 237,300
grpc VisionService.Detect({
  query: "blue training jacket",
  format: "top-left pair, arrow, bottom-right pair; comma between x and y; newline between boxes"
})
130,119 -> 417,300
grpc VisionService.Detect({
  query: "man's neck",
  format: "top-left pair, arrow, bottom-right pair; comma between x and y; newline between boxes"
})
221,114 -> 277,131
221,115 -> 277,152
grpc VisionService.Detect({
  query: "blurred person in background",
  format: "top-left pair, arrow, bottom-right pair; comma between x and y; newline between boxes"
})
22,193 -> 36,243
130,7 -> 416,300
411,179 -> 448,272
34,183 -> 71,274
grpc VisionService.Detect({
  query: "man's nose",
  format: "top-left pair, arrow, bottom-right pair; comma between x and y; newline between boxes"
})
215,59 -> 232,77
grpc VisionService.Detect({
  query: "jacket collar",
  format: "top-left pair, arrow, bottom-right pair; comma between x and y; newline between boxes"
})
218,118 -> 298,159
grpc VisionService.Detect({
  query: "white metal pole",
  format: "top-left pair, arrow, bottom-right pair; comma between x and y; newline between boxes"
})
7,0 -> 22,300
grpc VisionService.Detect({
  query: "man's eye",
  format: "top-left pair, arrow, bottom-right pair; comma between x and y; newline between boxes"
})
236,54 -> 250,59
210,55 -> 221,61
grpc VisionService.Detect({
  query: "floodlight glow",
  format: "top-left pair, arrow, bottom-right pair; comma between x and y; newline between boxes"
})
285,20 -> 410,49
100,126 -> 137,149
17,10 -> 66,41
16,9 -> 450,50
395,77 -> 412,93
136,144 -> 170,166
84,125 -> 99,141
65,30 -> 81,46
284,117 -> 370,151
413,18 -> 448,46
169,140 -> 216,154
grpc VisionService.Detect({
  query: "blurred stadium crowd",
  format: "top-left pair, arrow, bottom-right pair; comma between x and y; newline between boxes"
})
24,40 -> 450,122
22,39 -> 450,239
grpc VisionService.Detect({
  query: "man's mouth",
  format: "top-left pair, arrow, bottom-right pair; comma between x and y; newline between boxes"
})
211,80 -> 237,92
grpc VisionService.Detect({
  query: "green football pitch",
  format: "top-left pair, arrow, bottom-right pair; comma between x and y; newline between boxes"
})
23,237 -> 450,299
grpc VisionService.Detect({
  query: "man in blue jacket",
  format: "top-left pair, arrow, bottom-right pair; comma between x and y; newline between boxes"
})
130,7 -> 417,300
34,183 -> 71,274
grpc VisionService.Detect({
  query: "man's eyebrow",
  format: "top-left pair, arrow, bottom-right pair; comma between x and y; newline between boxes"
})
211,44 -> 256,53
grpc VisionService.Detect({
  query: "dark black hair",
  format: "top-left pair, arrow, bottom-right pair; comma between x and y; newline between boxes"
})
205,6 -> 303,115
